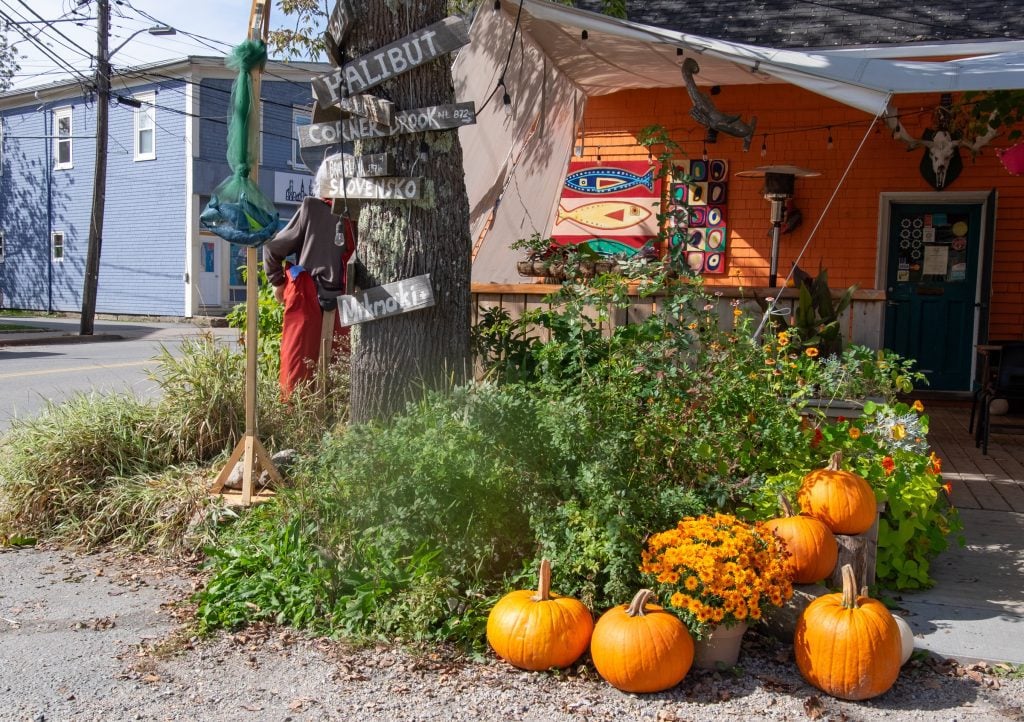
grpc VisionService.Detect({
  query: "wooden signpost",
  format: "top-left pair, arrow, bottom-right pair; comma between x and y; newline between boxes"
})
320,175 -> 421,200
336,274 -> 435,327
299,102 -> 476,147
326,0 -> 353,47
311,16 -> 470,108
337,94 -> 394,126
324,152 -> 396,178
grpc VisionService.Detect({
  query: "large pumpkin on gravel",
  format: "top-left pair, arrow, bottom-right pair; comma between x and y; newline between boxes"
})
486,559 -> 593,671
794,565 -> 902,700
764,495 -> 838,584
590,589 -> 694,693
797,451 -> 877,535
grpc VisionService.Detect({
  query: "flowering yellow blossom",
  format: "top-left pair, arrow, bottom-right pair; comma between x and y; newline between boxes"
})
688,322 -> 698,330
805,347 -> 820,358
640,513 -> 793,635
912,400 -> 925,412
892,424 -> 907,440
849,427 -> 861,440
733,308 -> 743,317
777,332 -> 790,347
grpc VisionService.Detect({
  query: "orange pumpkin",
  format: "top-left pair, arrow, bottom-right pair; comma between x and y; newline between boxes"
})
794,564 -> 902,700
486,559 -> 594,671
590,589 -> 694,693
797,451 -> 877,534
764,494 -> 838,584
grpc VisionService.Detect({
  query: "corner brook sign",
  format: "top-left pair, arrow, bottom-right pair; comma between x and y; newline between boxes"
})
337,274 -> 435,327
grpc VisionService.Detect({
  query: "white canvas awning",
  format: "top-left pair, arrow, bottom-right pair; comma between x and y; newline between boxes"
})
456,0 -> 1024,283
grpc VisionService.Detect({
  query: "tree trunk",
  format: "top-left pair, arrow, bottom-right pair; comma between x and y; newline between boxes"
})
346,0 -> 472,422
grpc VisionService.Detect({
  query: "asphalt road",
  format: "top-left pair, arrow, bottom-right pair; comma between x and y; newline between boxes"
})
0,318 -> 238,433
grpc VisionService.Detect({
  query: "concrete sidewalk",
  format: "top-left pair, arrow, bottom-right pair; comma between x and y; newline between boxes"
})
0,314 -> 231,347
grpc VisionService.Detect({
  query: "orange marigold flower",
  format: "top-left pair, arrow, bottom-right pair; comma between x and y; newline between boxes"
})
733,308 -> 743,317
805,347 -> 819,358
849,427 -> 862,440
912,399 -> 925,412
882,456 -> 895,475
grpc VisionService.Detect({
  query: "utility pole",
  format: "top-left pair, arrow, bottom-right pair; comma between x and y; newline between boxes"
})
80,0 -> 109,336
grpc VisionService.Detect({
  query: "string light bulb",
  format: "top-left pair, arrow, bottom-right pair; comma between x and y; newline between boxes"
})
493,0 -> 501,10
760,134 -> 767,158
581,29 -> 589,41
702,142 -> 708,162
502,87 -> 513,117
827,126 -> 834,150
596,146 -> 602,166
418,140 -> 429,163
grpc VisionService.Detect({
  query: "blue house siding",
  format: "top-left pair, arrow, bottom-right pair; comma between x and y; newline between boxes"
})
101,80 -> 187,316
1,58 -> 327,317
0,106 -> 51,310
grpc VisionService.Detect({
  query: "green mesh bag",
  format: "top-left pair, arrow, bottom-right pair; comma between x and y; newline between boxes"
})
200,40 -> 280,246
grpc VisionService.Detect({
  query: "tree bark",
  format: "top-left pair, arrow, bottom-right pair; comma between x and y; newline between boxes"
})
346,0 -> 472,422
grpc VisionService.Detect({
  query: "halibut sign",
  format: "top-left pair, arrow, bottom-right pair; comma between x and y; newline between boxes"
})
311,16 -> 470,108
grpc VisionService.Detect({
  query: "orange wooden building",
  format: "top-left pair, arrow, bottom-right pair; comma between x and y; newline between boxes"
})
457,0 -> 1024,393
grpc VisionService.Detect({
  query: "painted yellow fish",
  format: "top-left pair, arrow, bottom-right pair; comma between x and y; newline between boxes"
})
556,201 -> 652,231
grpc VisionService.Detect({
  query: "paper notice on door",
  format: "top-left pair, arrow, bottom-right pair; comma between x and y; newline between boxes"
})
922,245 -> 949,275
949,262 -> 967,281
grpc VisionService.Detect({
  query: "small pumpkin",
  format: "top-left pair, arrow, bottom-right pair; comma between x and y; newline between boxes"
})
795,564 -> 902,700
590,589 -> 694,693
797,451 -> 877,534
486,559 -> 594,671
764,494 -> 838,584
892,613 -> 915,665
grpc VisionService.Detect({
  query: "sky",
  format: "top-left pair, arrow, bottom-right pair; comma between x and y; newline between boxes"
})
2,0 -> 303,91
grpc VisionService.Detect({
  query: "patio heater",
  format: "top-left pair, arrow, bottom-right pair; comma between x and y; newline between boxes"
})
736,165 -> 820,287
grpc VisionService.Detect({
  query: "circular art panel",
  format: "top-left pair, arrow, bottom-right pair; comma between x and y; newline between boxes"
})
708,182 -> 727,205
706,207 -> 724,226
689,160 -> 708,181
688,207 -> 708,226
686,251 -> 705,271
704,252 -> 724,273
709,159 -> 728,181
706,228 -> 726,251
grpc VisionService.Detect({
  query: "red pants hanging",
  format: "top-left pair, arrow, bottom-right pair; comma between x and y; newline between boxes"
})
279,266 -> 348,398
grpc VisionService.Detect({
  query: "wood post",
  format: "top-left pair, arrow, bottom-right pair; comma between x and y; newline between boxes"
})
828,503 -> 885,590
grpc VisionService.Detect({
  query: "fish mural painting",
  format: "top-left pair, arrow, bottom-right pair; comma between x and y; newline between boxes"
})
553,160 -> 662,253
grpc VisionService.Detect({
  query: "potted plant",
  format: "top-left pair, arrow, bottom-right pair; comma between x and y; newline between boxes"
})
641,513 -> 793,668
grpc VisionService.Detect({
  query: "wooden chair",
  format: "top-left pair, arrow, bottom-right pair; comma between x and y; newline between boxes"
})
976,341 -> 1024,455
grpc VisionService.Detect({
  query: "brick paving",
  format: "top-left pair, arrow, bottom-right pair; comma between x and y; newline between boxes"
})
927,403 -> 1024,513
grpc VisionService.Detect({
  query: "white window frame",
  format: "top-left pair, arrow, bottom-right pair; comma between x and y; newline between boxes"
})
0,230 -> 5,263
133,92 -> 156,161
1,118 -> 5,176
52,230 -> 64,261
53,107 -> 73,170
290,107 -> 312,169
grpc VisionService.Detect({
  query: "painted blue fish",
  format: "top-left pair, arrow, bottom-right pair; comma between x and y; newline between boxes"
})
564,167 -> 655,195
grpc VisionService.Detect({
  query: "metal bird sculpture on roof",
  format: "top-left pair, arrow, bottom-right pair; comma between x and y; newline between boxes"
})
682,58 -> 757,151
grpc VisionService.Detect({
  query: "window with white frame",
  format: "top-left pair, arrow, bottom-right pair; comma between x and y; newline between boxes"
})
53,107 -> 73,169
52,231 -> 64,261
1,118 -> 5,176
292,108 -> 311,168
0,231 -> 5,262
134,92 -> 156,160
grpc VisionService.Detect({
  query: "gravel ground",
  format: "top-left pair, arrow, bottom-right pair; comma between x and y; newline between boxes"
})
2,548 -> 1022,722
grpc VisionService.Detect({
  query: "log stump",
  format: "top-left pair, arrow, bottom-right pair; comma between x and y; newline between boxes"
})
828,503 -> 884,590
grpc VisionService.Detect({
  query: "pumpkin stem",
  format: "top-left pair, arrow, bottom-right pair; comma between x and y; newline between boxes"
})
626,589 -> 655,617
827,450 -> 844,472
840,564 -> 859,609
533,558 -> 552,602
778,493 -> 795,517
860,585 -> 869,598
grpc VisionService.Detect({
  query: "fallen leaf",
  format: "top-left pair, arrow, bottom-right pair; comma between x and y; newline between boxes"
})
804,694 -> 826,720
143,673 -> 161,684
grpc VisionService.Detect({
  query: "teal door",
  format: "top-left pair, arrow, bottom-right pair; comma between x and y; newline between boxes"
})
884,203 -> 981,391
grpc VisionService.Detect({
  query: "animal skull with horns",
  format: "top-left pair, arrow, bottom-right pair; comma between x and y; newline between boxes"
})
884,104 -> 999,190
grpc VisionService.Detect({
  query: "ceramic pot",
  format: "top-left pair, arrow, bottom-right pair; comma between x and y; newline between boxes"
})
693,621 -> 747,669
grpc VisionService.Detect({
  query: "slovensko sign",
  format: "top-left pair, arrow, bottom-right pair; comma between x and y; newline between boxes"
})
337,274 -> 435,327
319,175 -> 422,201
311,16 -> 470,108
299,102 -> 476,147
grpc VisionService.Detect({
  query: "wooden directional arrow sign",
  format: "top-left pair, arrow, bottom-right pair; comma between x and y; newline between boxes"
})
319,175 -> 422,201
337,94 -> 394,126
323,152 -> 395,178
337,274 -> 435,327
311,16 -> 470,108
299,102 -> 476,147
326,0 -> 353,48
